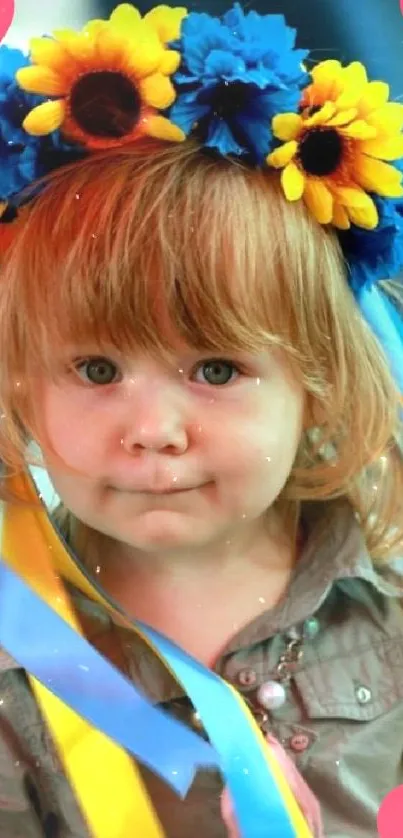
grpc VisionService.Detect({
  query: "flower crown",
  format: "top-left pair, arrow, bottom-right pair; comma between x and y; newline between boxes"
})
1,2 -> 403,389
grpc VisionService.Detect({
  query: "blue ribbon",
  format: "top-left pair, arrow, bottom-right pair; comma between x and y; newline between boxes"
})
356,284 -> 403,393
0,557 -> 216,796
138,622 -> 297,838
0,553 -> 300,838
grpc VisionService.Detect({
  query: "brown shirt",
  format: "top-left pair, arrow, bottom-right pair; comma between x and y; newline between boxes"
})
0,499 -> 402,837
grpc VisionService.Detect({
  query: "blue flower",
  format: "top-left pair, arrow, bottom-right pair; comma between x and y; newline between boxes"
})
0,45 -> 83,207
339,195 -> 403,292
168,3 -> 309,162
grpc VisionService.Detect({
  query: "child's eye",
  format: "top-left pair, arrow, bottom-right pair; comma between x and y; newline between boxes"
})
73,357 -> 120,386
193,359 -> 241,386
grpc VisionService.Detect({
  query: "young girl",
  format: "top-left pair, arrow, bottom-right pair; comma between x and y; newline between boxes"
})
0,2 -> 402,836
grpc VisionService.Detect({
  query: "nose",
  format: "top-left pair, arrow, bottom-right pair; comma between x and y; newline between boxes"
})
119,377 -> 188,455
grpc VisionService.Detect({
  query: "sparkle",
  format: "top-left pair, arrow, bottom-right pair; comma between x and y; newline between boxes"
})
78,664 -> 90,672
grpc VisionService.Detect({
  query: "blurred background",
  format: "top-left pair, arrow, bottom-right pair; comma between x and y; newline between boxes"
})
7,0 -> 403,96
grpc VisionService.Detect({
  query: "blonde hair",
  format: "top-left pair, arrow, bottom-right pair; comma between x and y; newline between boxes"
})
0,139 -> 401,559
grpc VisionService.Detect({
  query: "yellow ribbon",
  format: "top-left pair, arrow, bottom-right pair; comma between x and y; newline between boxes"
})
2,470 -> 165,838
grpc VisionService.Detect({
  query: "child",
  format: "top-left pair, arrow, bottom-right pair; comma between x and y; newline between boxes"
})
0,2 -> 402,836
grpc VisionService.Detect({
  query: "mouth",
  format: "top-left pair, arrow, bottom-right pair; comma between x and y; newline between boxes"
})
110,484 -> 207,495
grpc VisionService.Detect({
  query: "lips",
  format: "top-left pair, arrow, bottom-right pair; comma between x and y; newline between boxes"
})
109,483 -> 198,494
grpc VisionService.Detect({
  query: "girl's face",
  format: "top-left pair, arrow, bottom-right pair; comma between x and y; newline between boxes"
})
38,343 -> 305,556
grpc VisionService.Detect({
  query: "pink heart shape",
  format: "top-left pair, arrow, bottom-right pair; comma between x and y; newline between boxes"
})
0,0 -> 14,43
378,786 -> 403,837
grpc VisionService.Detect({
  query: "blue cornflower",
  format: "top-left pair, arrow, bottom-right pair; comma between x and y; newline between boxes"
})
0,45 -> 82,206
339,195 -> 403,292
168,3 -> 309,162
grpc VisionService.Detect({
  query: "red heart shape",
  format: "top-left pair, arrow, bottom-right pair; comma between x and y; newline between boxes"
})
0,0 -> 14,43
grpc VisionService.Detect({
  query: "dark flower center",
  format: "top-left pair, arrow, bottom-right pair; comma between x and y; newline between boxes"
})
70,71 -> 141,138
298,127 -> 344,176
205,81 -> 251,118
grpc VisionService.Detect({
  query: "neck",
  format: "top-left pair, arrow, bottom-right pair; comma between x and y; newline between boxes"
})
72,509 -> 300,664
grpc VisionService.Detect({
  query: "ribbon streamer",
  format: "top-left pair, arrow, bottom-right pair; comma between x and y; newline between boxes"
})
0,558 -> 216,794
1,469 -> 312,838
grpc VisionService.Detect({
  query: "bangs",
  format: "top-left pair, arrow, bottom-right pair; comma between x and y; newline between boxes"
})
4,141 -> 343,379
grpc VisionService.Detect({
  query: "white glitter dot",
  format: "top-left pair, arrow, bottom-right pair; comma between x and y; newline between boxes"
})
78,665 -> 90,672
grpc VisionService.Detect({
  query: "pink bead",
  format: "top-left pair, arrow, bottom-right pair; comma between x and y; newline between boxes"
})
257,680 -> 286,710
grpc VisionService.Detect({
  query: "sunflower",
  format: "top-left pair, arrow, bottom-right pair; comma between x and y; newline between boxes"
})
15,4 -> 188,150
267,60 -> 403,230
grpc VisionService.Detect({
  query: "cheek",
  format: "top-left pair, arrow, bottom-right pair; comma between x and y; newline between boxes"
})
39,388 -> 105,473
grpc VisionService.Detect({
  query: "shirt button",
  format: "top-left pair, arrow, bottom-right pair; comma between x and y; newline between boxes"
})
355,685 -> 372,705
290,733 -> 310,753
237,668 -> 257,688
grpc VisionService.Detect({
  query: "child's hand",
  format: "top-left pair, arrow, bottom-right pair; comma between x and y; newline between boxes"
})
221,733 -> 323,837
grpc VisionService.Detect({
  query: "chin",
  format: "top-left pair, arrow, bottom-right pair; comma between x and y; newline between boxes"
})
113,509 -> 209,550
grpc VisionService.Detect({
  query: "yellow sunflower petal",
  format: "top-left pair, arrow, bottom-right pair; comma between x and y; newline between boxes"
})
310,60 -> 343,100
125,35 -> 164,77
359,136 -> 403,161
327,108 -> 357,127
144,6 -> 187,43
109,4 -> 142,30
366,103 -> 403,134
355,155 -> 403,197
335,62 -> 368,109
22,99 -> 66,136
267,140 -> 297,169
29,37 -> 72,71
16,65 -> 67,96
52,28 -> 77,39
272,113 -> 302,141
347,200 -> 378,230
83,20 -> 106,38
96,26 -> 128,63
158,49 -> 181,75
357,80 -> 389,115
144,114 -> 185,142
332,203 -> 350,230
331,186 -> 377,210
303,178 -> 333,224
52,32 -> 96,63
305,101 -> 336,127
139,73 -> 176,109
281,163 -> 305,201
341,120 -> 377,140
